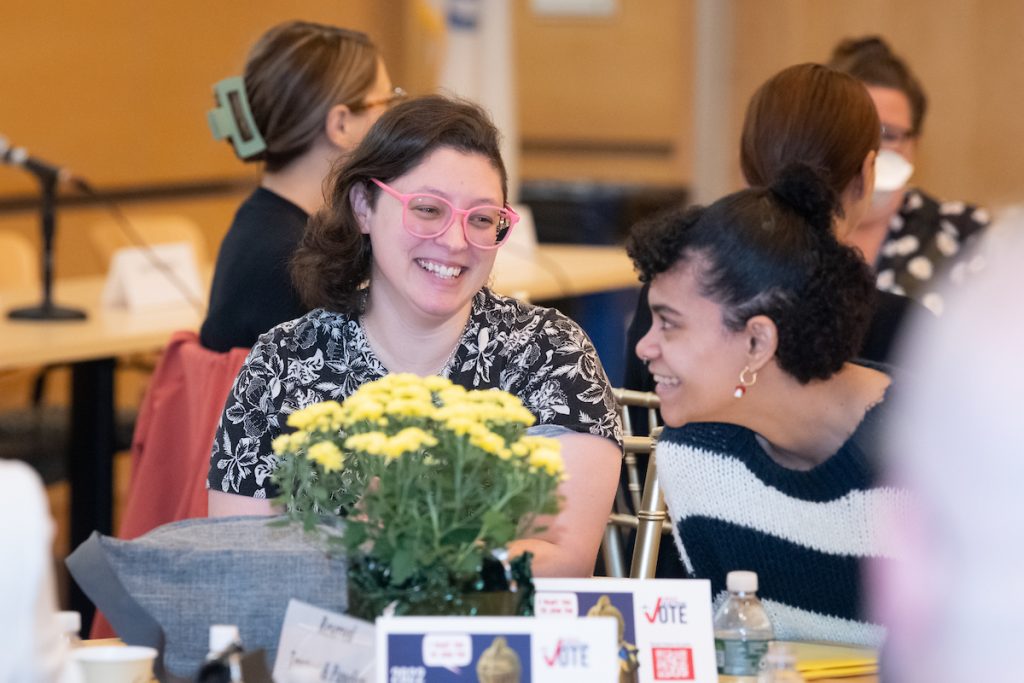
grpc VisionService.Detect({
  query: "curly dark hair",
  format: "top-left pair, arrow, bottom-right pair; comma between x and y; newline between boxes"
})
626,164 -> 876,384
290,95 -> 508,313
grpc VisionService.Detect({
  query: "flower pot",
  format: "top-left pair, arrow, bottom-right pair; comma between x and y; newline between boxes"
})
344,553 -> 534,621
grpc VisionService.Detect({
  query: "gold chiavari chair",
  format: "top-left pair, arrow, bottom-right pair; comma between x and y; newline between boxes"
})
600,388 -> 672,578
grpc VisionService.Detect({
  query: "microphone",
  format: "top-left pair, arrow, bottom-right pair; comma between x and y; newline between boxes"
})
0,135 -> 78,184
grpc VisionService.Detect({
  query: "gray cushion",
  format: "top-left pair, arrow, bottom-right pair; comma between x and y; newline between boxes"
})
67,515 -> 347,680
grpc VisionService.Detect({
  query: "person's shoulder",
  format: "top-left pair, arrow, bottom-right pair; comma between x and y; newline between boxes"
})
249,308 -> 350,355
903,188 -> 990,235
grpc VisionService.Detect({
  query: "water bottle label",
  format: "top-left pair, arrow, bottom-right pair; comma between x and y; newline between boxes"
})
715,638 -> 770,675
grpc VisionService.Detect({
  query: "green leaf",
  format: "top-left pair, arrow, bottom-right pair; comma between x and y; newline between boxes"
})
390,547 -> 415,585
483,509 -> 516,545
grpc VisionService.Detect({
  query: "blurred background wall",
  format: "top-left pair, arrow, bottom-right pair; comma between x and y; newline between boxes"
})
0,0 -> 1021,278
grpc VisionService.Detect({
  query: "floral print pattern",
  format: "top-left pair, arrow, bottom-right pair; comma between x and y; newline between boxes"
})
208,288 -> 623,498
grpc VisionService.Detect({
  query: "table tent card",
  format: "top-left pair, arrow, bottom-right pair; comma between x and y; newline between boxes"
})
533,577 -> 717,682
376,615 -> 618,682
273,599 -> 377,683
101,241 -> 203,312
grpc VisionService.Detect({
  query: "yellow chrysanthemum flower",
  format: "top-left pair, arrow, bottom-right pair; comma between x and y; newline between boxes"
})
307,440 -> 344,473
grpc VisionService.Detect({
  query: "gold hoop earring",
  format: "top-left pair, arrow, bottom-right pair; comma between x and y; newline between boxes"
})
733,366 -> 758,399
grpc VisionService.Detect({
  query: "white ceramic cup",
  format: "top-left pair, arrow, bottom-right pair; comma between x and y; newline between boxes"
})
71,645 -> 158,683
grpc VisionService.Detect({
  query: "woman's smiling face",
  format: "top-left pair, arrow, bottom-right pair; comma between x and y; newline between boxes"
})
635,259 -> 750,427
357,146 -> 504,326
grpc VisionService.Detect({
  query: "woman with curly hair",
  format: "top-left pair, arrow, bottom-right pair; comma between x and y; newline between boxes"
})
207,95 -> 622,578
628,163 -> 910,647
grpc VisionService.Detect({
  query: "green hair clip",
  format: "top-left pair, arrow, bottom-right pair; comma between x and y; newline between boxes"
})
207,76 -> 267,159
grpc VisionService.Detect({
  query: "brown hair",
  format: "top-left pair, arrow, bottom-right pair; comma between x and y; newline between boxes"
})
740,63 -> 880,210
243,21 -> 380,171
827,36 -> 927,136
291,95 -> 508,313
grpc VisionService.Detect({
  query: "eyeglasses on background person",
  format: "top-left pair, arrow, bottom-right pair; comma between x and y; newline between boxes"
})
371,178 -> 520,249
349,86 -> 407,113
880,122 -> 916,148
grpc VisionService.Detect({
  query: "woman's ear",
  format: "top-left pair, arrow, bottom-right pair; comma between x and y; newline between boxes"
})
350,182 -> 372,235
743,314 -> 778,372
858,149 -> 877,200
325,103 -> 354,150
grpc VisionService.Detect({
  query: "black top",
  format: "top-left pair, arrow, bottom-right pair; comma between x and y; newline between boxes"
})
200,187 -> 309,352
622,283 -> 929,397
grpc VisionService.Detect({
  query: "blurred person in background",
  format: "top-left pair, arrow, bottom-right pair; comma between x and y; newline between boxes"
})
879,217 -> 1017,682
201,20 -> 403,352
828,35 -> 989,316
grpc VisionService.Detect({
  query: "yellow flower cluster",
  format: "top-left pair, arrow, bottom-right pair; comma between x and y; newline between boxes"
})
512,435 -> 566,478
345,427 -> 438,460
307,441 -> 344,473
286,400 -> 345,432
273,373 -> 564,479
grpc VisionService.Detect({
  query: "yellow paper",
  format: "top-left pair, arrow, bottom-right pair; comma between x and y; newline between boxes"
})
788,641 -> 877,679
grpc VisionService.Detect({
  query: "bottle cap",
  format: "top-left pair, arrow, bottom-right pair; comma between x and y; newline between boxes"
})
209,624 -> 241,654
57,610 -> 81,634
726,570 -> 758,593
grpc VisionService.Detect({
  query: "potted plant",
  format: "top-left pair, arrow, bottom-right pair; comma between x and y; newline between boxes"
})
270,373 -> 565,620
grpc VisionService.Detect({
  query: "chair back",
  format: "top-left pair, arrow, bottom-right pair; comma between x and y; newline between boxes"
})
600,389 -> 671,578
89,214 -> 207,270
0,230 -> 38,289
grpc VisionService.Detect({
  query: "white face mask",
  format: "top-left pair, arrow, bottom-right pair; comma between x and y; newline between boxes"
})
874,148 -> 914,192
871,148 -> 914,210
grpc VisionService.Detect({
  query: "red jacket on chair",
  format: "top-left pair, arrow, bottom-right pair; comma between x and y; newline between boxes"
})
118,330 -> 249,539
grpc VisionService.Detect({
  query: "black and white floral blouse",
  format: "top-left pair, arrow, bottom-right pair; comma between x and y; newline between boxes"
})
875,188 -> 989,316
208,287 -> 623,498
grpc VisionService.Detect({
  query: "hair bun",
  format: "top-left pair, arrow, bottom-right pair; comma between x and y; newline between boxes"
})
831,35 -> 893,62
768,163 -> 838,235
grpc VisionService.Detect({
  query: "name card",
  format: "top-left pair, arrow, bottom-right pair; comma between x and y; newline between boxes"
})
533,577 -> 717,682
377,615 -> 617,682
101,242 -> 203,312
273,599 -> 376,683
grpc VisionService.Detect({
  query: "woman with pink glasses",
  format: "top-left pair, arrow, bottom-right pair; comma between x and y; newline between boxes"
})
207,95 -> 622,578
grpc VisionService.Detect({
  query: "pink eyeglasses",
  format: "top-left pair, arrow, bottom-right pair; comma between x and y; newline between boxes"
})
371,178 -> 519,249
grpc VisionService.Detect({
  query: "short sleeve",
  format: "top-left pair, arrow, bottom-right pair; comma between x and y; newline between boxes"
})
207,331 -> 292,499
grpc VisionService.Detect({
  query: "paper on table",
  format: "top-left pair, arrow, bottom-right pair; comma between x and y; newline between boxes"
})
789,641 -> 877,680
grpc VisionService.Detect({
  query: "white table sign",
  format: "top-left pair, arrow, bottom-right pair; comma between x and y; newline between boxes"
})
101,241 -> 203,312
533,577 -> 717,682
376,615 -> 617,682
273,599 -> 376,683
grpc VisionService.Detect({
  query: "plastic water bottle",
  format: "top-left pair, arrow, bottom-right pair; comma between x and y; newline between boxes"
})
757,641 -> 806,683
714,570 -> 774,682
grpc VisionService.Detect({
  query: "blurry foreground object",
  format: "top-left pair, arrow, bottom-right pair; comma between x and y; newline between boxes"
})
882,218 -> 1020,682
0,459 -> 82,682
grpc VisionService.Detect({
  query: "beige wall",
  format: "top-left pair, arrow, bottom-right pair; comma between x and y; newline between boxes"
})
1,1 -> 1021,281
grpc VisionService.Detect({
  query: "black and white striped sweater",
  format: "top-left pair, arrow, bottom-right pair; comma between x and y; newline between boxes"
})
656,401 -> 911,648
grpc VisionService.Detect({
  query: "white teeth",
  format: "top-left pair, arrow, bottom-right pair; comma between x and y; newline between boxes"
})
417,259 -> 462,279
653,374 -> 680,387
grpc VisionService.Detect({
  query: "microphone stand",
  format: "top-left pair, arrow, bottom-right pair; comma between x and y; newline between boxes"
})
8,171 -> 87,321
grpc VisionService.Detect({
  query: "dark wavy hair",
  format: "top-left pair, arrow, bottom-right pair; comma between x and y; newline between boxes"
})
626,164 -> 876,384
741,63 -> 880,213
827,35 -> 927,136
243,21 -> 380,171
291,95 -> 507,313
